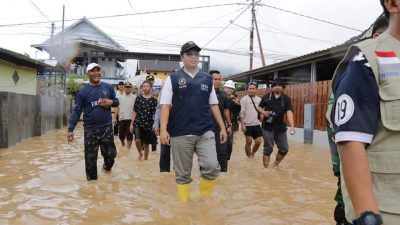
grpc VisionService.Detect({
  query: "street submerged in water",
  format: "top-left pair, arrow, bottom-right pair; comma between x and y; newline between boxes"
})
0,123 -> 335,225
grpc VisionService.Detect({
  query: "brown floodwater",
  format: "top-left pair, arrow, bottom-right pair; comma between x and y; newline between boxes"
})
0,123 -> 336,225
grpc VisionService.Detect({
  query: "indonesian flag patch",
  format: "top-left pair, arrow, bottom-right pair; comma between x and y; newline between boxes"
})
375,51 -> 400,80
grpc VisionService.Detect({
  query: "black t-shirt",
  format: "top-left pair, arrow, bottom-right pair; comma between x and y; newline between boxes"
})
215,90 -> 229,130
227,94 -> 241,125
134,95 -> 158,131
259,92 -> 292,131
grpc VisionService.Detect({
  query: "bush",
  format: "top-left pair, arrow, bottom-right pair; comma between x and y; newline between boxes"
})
66,74 -> 86,98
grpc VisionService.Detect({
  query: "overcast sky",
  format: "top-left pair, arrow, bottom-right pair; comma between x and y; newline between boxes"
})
0,0 -> 383,75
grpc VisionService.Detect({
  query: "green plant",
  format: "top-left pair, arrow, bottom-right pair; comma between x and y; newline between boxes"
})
66,74 -> 87,97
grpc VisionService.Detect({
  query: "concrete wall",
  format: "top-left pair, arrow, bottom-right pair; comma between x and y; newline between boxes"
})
0,92 -> 67,148
287,128 -> 329,148
0,61 -> 37,95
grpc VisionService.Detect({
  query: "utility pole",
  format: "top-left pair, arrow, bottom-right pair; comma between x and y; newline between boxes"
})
61,5 -> 65,50
61,5 -> 65,94
249,0 -> 266,70
50,22 -> 55,59
253,9 -> 265,67
249,0 -> 255,70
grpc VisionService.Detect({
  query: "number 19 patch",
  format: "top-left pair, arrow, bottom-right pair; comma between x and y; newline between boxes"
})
334,94 -> 355,126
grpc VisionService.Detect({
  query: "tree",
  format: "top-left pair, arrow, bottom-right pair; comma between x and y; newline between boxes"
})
66,74 -> 86,98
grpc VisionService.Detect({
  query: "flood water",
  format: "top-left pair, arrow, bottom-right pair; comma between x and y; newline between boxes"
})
0,123 -> 336,225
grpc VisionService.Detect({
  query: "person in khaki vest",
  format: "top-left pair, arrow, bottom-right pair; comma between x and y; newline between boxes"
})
326,15 -> 388,225
328,1 -> 400,224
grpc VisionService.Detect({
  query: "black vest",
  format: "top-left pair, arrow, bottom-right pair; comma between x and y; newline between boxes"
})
168,69 -> 215,137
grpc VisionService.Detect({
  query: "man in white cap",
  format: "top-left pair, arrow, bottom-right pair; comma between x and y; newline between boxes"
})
224,80 -> 241,165
67,63 -> 119,181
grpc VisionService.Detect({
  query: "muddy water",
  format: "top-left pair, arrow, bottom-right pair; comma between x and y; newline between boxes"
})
0,123 -> 336,225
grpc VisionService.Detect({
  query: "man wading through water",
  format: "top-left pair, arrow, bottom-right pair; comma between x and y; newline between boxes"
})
160,41 -> 227,202
67,63 -> 119,181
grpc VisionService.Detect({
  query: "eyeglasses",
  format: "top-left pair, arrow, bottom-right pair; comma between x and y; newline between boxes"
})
248,81 -> 257,85
184,52 -> 200,57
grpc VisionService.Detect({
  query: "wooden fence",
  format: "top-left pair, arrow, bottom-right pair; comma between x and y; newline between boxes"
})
236,80 -> 331,131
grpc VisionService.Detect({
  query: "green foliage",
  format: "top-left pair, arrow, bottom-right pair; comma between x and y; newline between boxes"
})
235,82 -> 246,91
66,74 -> 87,97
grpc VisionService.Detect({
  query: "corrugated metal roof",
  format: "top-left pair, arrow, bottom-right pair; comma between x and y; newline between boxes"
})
0,47 -> 49,69
226,25 -> 373,81
227,37 -> 366,81
32,17 -> 126,52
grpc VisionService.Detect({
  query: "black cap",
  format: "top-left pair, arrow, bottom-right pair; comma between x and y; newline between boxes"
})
180,41 -> 201,54
146,74 -> 155,81
118,81 -> 124,85
124,81 -> 132,87
271,77 -> 285,88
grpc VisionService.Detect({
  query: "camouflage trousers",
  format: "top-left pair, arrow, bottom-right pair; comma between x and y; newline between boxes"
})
84,126 -> 117,181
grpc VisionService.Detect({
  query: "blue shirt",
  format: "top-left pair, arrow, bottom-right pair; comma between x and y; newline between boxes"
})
68,82 -> 119,132
332,51 -> 380,143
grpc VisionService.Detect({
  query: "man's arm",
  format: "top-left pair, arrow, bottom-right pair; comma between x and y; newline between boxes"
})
160,104 -> 171,145
239,97 -> 247,132
223,108 -> 232,135
67,92 -> 83,143
153,101 -> 161,135
286,110 -> 295,135
211,104 -> 227,143
113,107 -> 119,126
337,141 -> 379,217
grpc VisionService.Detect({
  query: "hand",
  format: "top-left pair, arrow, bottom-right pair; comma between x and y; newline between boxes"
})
241,125 -> 246,133
153,127 -> 160,136
226,126 -> 232,136
160,129 -> 170,145
129,124 -> 134,133
112,119 -> 117,126
67,132 -> 74,143
263,111 -> 271,117
290,127 -> 296,135
220,129 -> 228,144
99,98 -> 112,108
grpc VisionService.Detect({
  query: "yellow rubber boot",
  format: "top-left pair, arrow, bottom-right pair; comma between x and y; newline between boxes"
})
199,178 -> 215,198
176,184 -> 190,203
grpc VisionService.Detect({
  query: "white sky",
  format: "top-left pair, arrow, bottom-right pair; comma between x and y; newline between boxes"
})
0,0 -> 383,75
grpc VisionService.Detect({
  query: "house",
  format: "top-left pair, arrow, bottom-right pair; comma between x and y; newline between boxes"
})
32,17 -> 127,84
136,59 -> 180,80
0,47 -> 50,95
0,47 -> 66,148
227,23 -> 374,85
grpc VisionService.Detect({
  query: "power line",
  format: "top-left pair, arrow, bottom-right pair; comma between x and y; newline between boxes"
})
157,5 -> 247,41
28,0 -> 50,22
0,2 -> 245,27
203,3 -> 252,48
257,3 -> 363,32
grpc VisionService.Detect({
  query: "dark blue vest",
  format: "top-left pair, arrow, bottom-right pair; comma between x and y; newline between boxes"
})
168,69 -> 215,137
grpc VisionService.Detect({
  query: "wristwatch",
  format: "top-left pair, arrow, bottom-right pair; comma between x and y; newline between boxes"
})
226,124 -> 232,128
352,211 -> 383,225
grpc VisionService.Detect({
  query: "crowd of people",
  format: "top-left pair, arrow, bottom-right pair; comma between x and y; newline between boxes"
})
67,41 -> 295,201
67,2 -> 398,223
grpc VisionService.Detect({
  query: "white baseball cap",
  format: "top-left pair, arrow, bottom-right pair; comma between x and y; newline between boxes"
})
86,63 -> 102,73
224,80 -> 235,89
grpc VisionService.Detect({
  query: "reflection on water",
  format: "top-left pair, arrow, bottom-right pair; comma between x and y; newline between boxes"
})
0,123 -> 335,224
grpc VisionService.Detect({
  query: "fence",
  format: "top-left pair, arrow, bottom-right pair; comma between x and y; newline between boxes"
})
0,92 -> 69,148
236,80 -> 331,131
